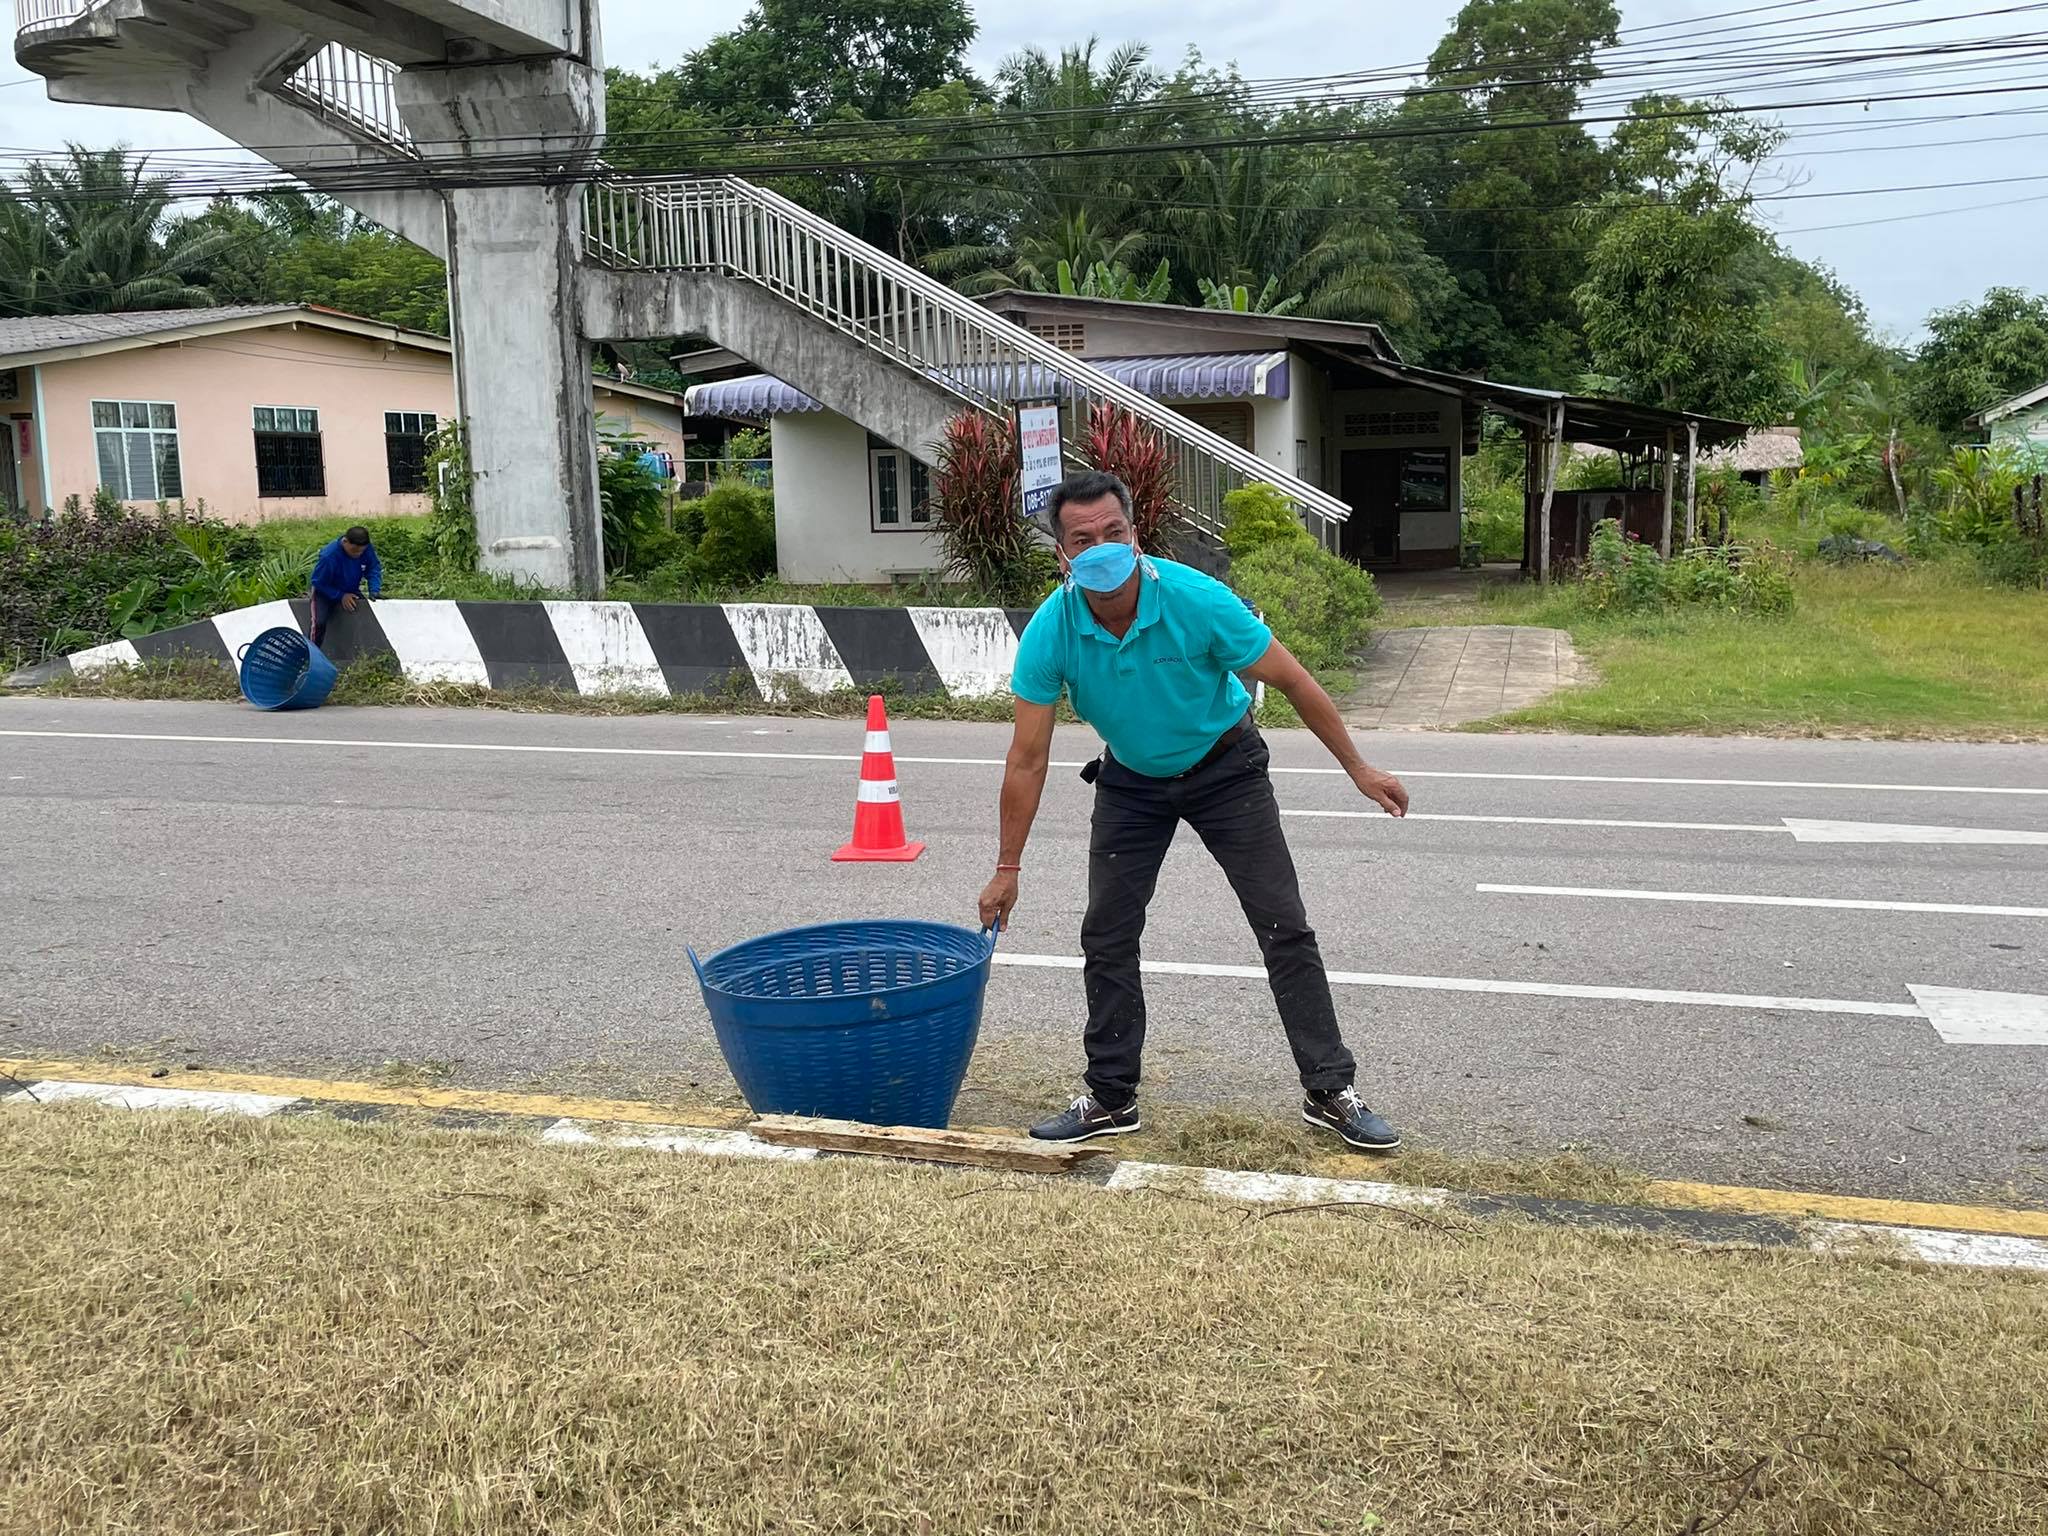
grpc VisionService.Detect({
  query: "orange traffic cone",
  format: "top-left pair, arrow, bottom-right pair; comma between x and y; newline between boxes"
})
833,695 -> 926,862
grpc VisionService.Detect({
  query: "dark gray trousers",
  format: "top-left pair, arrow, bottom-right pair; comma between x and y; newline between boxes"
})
1080,727 -> 1356,1110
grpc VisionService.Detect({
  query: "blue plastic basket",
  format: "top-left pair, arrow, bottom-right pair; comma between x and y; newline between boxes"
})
689,920 -> 997,1128
238,627 -> 337,711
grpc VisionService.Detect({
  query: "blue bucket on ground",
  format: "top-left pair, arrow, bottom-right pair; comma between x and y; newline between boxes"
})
689,920 -> 997,1128
238,627 -> 338,711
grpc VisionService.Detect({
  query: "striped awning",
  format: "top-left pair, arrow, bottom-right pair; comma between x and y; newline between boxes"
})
683,350 -> 1290,418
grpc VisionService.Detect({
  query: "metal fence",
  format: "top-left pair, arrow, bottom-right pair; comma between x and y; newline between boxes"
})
277,41 -> 416,155
13,0 -> 90,36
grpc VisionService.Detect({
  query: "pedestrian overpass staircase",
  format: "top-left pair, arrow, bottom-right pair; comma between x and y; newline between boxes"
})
14,0 -> 1351,575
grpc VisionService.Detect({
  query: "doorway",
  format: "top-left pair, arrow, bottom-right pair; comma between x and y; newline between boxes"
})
0,422 -> 17,514
1338,448 -> 1402,564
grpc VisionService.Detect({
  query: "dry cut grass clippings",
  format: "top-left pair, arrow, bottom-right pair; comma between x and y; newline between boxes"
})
1,1107 -> 2044,1536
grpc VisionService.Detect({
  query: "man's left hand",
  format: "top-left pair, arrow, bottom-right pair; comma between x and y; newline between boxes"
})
1349,763 -> 1408,817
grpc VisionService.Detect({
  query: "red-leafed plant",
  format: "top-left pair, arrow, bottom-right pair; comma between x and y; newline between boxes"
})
931,411 -> 1055,603
1082,402 -> 1181,554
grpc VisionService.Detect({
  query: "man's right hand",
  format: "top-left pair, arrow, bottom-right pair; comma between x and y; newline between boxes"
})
340,592 -> 359,612
978,870 -> 1019,930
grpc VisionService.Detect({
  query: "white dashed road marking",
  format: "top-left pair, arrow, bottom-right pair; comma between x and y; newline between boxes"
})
1478,883 -> 2048,919
1907,985 -> 2048,1046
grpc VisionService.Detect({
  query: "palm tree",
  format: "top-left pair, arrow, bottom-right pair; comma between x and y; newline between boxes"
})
0,146 -> 237,317
922,40 -> 1166,292
1159,140 -> 1418,327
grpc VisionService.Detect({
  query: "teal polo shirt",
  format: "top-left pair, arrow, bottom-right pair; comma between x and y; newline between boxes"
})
1012,556 -> 1273,776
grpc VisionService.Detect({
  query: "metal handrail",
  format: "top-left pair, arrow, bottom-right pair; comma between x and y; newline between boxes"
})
584,176 -> 1351,540
277,42 -> 417,156
13,0 -> 90,37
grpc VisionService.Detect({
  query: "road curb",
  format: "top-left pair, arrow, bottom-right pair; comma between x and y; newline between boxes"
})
6,1058 -> 2045,1272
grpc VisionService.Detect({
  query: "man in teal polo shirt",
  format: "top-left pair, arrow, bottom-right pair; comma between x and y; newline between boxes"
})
977,470 -> 1410,1149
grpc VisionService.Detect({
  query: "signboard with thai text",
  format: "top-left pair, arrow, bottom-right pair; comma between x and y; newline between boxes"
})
1015,400 -> 1062,522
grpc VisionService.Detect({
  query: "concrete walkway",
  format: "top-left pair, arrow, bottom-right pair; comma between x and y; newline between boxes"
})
1343,625 -> 1583,729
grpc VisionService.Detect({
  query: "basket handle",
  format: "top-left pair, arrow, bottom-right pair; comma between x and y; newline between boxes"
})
686,945 -> 707,983
980,915 -> 1002,953
235,642 -> 251,661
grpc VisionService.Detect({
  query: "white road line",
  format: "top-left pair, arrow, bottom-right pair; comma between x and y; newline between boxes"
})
4,728 -> 2045,798
1106,1161 -> 1452,1210
1286,809 -> 1778,832
1348,769 -> 2048,796
1479,883 -> 2048,919
1784,817 -> 2048,845
19,1081 -> 300,1116
1907,985 -> 2048,1045
1809,1222 -> 2048,1272
989,951 -> 1925,1020
540,1118 -> 818,1161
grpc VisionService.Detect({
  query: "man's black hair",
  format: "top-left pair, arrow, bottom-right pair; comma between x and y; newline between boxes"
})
343,525 -> 371,547
1047,470 -> 1132,540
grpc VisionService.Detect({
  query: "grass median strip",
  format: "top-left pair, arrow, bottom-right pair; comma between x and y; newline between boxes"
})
2,1107 -> 2045,1536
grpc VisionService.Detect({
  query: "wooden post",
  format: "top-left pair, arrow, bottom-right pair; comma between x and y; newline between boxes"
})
1659,428 -> 1675,557
1682,419 -> 1699,549
1537,402 -> 1564,584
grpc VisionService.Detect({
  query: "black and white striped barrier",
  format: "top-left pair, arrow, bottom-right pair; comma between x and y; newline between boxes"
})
9,599 -> 1039,702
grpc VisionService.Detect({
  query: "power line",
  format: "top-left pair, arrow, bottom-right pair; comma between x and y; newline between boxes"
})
8,0 -> 2043,160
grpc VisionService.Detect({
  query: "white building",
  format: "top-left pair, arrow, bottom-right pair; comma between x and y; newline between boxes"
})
1966,382 -> 2048,459
681,293 -> 1476,585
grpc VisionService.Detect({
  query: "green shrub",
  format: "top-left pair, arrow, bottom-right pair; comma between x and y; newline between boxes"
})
1221,483 -> 1312,558
1,500 -> 325,667
689,480 -> 777,588
1231,540 -> 1381,673
1977,537 -> 2048,589
598,448 -> 667,574
1580,518 -> 1794,616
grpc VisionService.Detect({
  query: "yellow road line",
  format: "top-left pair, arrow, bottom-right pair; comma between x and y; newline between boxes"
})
9,1055 -> 2045,1239
1641,1178 -> 2048,1240
0,1058 -> 746,1131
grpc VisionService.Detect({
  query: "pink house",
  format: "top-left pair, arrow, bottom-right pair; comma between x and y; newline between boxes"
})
0,305 -> 691,524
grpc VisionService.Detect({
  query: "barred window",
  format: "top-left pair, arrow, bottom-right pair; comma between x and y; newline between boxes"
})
254,405 -> 324,497
384,410 -> 437,494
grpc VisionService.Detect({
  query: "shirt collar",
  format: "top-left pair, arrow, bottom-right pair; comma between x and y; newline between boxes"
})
1068,559 -> 1161,643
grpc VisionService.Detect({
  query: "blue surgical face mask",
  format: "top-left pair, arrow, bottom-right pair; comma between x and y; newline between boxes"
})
1066,538 -> 1136,593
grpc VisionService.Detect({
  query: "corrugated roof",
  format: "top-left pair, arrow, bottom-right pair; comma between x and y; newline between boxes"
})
0,305 -> 300,357
683,351 -> 1290,418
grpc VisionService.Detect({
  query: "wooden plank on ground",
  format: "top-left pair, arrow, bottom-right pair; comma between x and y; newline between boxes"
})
747,1114 -> 1117,1172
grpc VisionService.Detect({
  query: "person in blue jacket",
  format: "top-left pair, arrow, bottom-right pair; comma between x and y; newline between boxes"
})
309,525 -> 381,645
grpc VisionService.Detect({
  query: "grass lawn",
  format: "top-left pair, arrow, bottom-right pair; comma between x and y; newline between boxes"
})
1384,561 -> 2048,739
4,1108 -> 2046,1535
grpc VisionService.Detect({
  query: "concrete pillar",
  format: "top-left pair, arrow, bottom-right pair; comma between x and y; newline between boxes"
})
398,53 -> 607,594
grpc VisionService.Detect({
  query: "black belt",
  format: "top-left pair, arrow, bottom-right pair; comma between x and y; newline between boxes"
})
1097,712 -> 1255,783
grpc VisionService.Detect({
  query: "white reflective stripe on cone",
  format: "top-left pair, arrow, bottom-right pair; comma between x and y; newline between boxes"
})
865,731 -> 893,753
856,779 -> 901,803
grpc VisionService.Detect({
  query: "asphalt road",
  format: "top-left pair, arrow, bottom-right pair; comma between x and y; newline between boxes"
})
4,696 -> 2046,1205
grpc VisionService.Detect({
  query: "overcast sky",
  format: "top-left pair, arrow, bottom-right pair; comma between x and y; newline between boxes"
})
4,0 -> 2041,340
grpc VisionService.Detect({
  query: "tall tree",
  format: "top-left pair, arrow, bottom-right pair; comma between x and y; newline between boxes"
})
1390,0 -> 1620,382
1906,287 -> 2048,438
673,0 -> 974,127
1574,97 -> 1789,422
0,147 -> 236,317
604,0 -> 979,259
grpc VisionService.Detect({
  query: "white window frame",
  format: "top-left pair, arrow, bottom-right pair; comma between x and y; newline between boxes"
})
91,397 -> 182,502
869,447 -> 933,532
